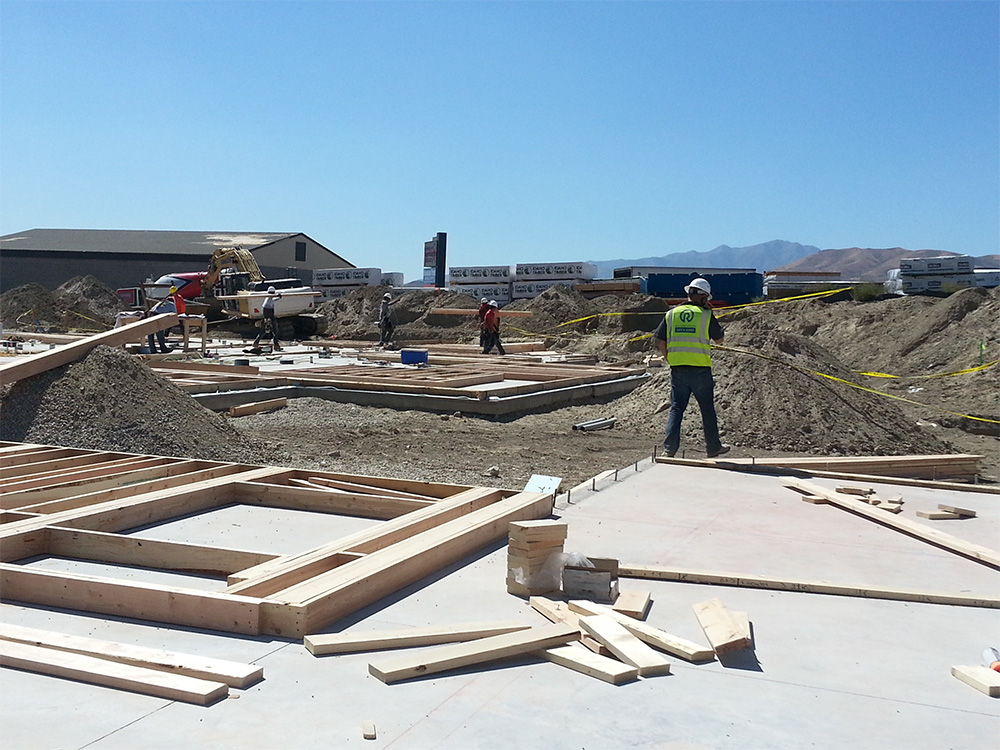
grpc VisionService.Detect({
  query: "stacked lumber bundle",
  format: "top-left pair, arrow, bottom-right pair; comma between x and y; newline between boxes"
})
506,520 -> 567,597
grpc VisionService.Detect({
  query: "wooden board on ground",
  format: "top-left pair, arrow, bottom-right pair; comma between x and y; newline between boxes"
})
916,510 -> 962,520
612,589 -> 652,620
228,398 -> 287,417
951,665 -> 1000,697
0,640 -> 228,705
534,644 -> 639,685
692,598 -> 751,655
304,621 -> 530,655
938,503 -> 977,518
578,615 -> 671,677
367,623 -> 579,684
568,600 -> 714,662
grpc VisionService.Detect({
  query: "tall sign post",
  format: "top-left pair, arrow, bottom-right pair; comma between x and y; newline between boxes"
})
422,232 -> 447,288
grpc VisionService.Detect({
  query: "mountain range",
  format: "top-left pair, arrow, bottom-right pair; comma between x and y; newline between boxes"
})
587,240 -> 999,281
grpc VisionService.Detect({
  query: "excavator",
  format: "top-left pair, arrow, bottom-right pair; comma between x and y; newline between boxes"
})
142,246 -> 321,338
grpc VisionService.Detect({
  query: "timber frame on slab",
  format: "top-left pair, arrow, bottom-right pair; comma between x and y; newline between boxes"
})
0,442 -> 554,638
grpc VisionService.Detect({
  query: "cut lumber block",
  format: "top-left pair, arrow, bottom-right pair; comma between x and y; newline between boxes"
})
567,600 -> 714,662
951,665 -> 1000,697
508,520 -> 567,544
731,611 -> 752,642
362,720 -> 377,740
228,398 -> 287,417
0,639 -> 228,705
0,623 -> 262,687
938,503 -> 976,518
304,621 -> 530,655
800,494 -> 828,504
783,478 -> 1000,569
916,510 -> 962,520
836,486 -> 873,496
578,615 -> 671,677
692,598 -> 751,655
534,643 -> 639,685
0,314 -> 179,386
367,623 -> 579,684
612,590 -> 652,620
618,563 -> 1000,609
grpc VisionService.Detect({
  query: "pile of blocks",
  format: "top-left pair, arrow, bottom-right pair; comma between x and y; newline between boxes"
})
505,520 -> 567,597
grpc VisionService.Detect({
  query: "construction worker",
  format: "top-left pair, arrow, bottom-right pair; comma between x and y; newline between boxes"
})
653,277 -> 729,458
145,285 -> 183,353
253,286 -> 282,351
477,297 -> 490,348
378,292 -> 395,346
482,300 -> 506,355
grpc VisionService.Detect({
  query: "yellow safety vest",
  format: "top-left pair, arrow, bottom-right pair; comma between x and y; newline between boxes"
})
664,304 -> 713,367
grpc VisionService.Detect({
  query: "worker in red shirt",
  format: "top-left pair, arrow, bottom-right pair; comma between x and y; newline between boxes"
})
477,297 -> 490,348
482,300 -> 506,355
170,285 -> 187,315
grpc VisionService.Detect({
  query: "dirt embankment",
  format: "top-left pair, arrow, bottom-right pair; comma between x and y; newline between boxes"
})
0,276 -> 126,333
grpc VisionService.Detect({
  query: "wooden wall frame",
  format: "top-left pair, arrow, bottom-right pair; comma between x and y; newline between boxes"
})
0,442 -> 553,637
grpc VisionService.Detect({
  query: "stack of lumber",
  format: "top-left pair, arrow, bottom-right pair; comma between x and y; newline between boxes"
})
506,520 -> 567,597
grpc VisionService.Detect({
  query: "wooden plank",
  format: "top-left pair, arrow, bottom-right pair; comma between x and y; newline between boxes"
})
1,452 -> 136,480
783,478 -> 1000,569
951,665 -> 1000,697
238,481 -> 433,519
916,510 -> 962,520
0,457 -> 182,499
228,398 -> 287,417
567,600 -> 715,662
612,589 -> 652,620
534,643 -> 639,685
367,623 -> 578,684
938,503 -> 977,518
0,314 -> 178,386
0,623 -> 263,687
0,640 -> 228,705
46,527 -> 276,576
618,563 -> 1000,609
578,615 -> 671,676
304,621 -> 530,655
692,598 -> 751,655
303,475 -> 439,502
0,564 -> 263,635
528,596 -> 611,656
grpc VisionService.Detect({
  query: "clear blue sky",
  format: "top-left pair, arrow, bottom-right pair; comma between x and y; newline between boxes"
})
1,1 -> 997,281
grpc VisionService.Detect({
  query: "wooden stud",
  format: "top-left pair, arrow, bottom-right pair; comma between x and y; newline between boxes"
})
228,398 -> 287,417
692,598 -> 751,655
534,644 -> 638,685
304,621 -> 530,655
916,510 -> 963,520
938,503 -> 976,518
567,600 -> 714,662
578,615 -> 671,676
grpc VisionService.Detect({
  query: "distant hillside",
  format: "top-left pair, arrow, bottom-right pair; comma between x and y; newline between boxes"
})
588,240 -> 820,278
775,248 -> 1000,281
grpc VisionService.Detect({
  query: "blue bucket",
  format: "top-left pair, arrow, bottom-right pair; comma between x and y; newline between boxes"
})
400,348 -> 429,365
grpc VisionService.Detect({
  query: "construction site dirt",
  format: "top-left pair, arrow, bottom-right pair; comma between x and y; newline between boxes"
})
1,280 -> 997,488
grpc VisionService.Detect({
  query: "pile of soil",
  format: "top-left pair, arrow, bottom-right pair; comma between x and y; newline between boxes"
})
0,346 -> 274,464
0,276 -> 125,333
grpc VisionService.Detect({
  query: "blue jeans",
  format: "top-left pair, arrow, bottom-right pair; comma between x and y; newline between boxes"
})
663,366 -> 723,454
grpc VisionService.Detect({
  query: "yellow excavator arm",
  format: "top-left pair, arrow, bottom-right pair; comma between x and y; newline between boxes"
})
202,246 -> 264,292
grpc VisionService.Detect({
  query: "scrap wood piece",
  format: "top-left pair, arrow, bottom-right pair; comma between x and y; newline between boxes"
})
304,621 -> 530,655
836,486 -> 874,497
783,478 -> 1000,569
228,398 -> 287,417
528,596 -> 612,656
916,510 -> 963,520
362,720 -> 377,740
534,643 -> 638,685
0,313 -> 179,386
951,665 -> 1000,697
619,563 -> 1000,609
939,503 -> 976,518
0,639 -> 228,706
612,589 -> 652,620
578,615 -> 671,677
0,623 -> 263,687
568,600 -> 714,662
367,623 -> 579,684
692,598 -> 751,655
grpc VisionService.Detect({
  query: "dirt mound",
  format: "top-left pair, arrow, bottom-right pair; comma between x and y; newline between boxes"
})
1,276 -> 125,333
314,287 -> 481,342
0,345 -> 274,464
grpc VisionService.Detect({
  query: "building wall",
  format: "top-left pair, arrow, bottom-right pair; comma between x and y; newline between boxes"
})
252,235 -> 352,276
0,251 -> 202,294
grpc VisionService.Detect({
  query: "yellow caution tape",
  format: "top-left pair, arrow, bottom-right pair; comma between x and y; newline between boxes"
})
855,361 -> 998,379
715,345 -> 1000,425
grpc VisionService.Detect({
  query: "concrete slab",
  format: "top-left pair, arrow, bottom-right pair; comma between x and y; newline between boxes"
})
2,462 -> 998,749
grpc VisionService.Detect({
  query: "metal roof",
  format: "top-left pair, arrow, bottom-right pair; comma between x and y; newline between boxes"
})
0,229 -> 312,255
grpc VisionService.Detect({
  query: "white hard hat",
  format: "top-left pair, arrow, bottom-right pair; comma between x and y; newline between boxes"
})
684,278 -> 712,299
383,292 -> 391,299
480,297 -> 488,304
488,299 -> 498,308
267,286 -> 276,294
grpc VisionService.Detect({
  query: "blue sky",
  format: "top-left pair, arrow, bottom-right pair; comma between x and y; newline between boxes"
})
1,1 -> 996,281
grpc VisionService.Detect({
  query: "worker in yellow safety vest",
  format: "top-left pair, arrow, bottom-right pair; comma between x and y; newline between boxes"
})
653,277 -> 730,459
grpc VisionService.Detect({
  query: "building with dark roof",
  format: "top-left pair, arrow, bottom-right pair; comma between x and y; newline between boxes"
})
0,229 -> 353,293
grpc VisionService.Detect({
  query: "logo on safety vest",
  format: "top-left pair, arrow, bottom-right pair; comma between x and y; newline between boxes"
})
679,310 -> 695,323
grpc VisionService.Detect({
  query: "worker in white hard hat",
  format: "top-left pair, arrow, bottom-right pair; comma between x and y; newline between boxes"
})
378,290 -> 396,347
477,297 -> 491,348
482,300 -> 506,355
653,278 -> 729,458
253,285 -> 283,352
